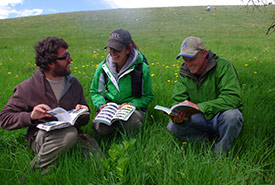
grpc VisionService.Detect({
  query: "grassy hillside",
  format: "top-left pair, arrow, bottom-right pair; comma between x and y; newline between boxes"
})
0,5 -> 274,184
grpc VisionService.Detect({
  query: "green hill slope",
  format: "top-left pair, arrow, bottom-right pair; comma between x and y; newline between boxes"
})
0,5 -> 274,184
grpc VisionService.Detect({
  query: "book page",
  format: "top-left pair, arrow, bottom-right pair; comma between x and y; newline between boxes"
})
47,107 -> 72,123
93,103 -> 118,126
68,109 -> 89,125
113,104 -> 136,121
37,121 -> 71,131
154,105 -> 171,114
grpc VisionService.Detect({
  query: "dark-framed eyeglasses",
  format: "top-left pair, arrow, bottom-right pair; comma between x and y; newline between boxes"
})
56,53 -> 71,60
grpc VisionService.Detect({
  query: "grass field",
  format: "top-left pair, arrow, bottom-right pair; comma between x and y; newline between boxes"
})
0,5 -> 274,184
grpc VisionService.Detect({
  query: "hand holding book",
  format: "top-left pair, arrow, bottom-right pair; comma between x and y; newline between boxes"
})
36,107 -> 89,131
94,102 -> 136,126
154,100 -> 201,123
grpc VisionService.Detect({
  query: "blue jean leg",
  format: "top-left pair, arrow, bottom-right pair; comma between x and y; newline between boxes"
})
167,113 -> 213,141
167,109 -> 243,153
212,109 -> 243,154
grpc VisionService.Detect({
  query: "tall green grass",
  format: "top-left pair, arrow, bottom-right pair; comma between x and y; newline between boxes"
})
0,5 -> 274,184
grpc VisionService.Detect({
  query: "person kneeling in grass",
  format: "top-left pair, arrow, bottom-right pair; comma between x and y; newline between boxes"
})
90,29 -> 154,136
0,37 -> 100,174
167,36 -> 243,155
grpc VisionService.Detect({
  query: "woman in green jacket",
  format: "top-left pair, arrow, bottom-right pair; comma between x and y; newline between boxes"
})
90,29 -> 154,136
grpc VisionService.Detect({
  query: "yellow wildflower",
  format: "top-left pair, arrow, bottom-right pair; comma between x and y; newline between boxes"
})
8,72 -> 11,75
151,63 -> 155,65
182,142 -> 187,145
168,80 -> 170,83
151,74 -> 155,77
254,71 -> 257,74
244,64 -> 248,67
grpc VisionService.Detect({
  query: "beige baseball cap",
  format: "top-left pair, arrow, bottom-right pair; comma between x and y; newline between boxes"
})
176,36 -> 206,59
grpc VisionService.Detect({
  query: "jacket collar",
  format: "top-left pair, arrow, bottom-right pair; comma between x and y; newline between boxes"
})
33,69 -> 74,96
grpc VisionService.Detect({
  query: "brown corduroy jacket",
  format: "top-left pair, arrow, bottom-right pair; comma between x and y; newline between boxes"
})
0,69 -> 90,146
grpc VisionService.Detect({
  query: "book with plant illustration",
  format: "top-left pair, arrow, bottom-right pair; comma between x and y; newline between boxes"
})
154,103 -> 201,118
94,102 -> 135,126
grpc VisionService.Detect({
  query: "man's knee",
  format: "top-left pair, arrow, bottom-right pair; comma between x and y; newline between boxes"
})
63,127 -> 78,148
167,121 -> 178,135
222,109 -> 243,122
219,109 -> 243,130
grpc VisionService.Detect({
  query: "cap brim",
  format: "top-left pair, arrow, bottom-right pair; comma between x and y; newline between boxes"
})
104,41 -> 124,51
176,54 -> 194,59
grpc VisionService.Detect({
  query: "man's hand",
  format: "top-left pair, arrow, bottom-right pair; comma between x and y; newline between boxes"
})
171,100 -> 200,123
171,111 -> 187,123
180,100 -> 200,110
30,104 -> 52,120
75,104 -> 88,110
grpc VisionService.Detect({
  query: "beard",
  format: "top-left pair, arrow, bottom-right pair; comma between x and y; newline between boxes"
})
52,61 -> 71,77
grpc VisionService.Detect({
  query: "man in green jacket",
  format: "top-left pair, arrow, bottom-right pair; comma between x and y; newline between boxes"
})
167,36 -> 243,154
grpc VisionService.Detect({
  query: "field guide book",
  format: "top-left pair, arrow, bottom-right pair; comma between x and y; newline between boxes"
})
94,102 -> 136,126
37,107 -> 89,131
154,103 -> 201,117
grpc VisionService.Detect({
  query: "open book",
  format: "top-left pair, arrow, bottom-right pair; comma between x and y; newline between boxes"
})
93,103 -> 136,126
37,107 -> 89,131
154,103 -> 201,118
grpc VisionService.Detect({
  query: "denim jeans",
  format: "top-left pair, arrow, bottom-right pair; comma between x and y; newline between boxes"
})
167,109 -> 243,154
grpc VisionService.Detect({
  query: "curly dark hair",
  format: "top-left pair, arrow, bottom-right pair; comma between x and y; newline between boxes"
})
34,37 -> 68,72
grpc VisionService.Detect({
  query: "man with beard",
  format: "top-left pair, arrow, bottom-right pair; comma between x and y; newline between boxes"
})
0,37 -> 96,173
